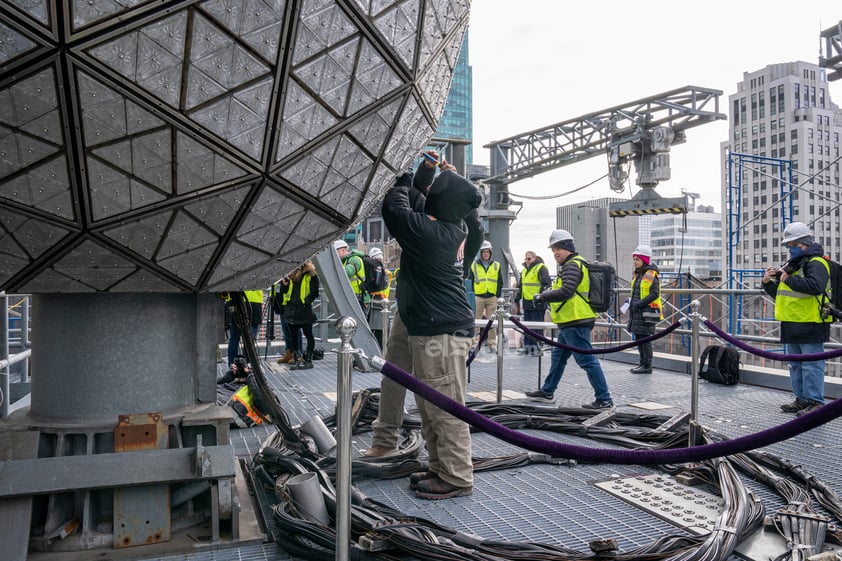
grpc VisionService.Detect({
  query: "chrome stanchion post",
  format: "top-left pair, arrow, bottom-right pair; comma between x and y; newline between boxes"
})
334,316 -> 357,561
688,300 -> 703,446
495,297 -> 506,403
1,292 -> 8,418
380,297 -> 390,345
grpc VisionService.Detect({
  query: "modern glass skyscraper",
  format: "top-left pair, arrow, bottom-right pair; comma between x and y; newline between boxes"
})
436,35 -> 473,163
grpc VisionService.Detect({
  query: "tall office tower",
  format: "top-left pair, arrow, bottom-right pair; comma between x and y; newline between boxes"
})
556,198 -> 639,281
723,62 -> 842,278
650,208 -> 723,280
435,34 -> 473,163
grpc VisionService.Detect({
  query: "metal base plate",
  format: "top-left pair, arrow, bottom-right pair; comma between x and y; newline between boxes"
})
595,473 -> 842,561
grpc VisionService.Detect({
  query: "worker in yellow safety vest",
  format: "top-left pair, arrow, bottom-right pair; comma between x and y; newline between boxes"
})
223,290 -> 264,367
625,244 -> 663,374
526,229 -> 614,410
468,240 -> 503,352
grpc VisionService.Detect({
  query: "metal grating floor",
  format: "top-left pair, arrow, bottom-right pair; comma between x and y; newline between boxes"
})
150,347 -> 841,561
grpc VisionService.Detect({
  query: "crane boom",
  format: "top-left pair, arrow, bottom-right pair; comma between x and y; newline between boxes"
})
483,86 -> 725,185
819,19 -> 842,82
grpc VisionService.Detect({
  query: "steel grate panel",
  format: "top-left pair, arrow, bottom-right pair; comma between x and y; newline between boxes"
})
196,350 -> 842,561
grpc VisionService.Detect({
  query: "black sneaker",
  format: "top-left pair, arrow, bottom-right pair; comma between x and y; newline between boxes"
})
795,401 -> 823,417
582,399 -> 614,410
780,399 -> 810,413
630,365 -> 652,374
525,390 -> 554,402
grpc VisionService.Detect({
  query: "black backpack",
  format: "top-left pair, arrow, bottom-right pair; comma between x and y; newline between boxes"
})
821,256 -> 842,320
579,260 -> 616,313
360,256 -> 388,294
698,345 -> 740,385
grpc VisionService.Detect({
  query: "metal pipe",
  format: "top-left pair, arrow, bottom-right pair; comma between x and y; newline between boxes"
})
2,293 -> 8,418
171,480 -> 212,508
0,349 -> 32,370
21,296 -> 30,348
689,300 -> 703,446
495,298 -> 505,403
333,316 -> 357,561
380,298 -> 390,345
617,288 -> 766,295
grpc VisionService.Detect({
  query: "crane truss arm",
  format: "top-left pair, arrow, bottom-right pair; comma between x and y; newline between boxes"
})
819,20 -> 842,82
483,86 -> 725,184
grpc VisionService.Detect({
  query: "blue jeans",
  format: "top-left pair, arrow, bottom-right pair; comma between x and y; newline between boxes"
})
784,342 -> 826,404
541,325 -> 611,402
228,323 -> 259,367
523,308 -> 544,350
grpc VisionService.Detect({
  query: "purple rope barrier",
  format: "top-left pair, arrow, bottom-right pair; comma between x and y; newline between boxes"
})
508,315 -> 681,354
377,359 -> 841,465
704,320 -> 842,362
466,317 -> 496,366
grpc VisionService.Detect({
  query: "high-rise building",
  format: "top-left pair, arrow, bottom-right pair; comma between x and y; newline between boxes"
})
556,198 -> 639,282
722,61 -> 842,278
650,208 -> 723,279
435,35 -> 473,163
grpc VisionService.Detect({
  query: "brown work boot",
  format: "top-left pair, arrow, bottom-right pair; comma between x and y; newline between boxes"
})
415,476 -> 472,500
409,471 -> 436,490
276,349 -> 294,364
361,445 -> 398,458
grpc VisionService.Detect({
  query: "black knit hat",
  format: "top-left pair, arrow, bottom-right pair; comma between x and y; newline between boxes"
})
554,239 -> 576,252
423,170 -> 482,224
394,171 -> 413,188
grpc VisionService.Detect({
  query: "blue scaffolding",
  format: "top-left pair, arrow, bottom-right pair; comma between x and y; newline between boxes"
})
726,152 -> 794,335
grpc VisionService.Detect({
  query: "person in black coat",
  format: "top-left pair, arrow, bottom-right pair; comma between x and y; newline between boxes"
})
380,163 -> 482,500
281,261 -> 320,370
363,155 -> 483,468
626,245 -> 662,374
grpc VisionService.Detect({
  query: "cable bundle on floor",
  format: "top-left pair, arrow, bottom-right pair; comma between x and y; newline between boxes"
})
246,389 -> 840,561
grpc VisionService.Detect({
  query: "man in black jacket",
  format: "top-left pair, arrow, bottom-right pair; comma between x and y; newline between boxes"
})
363,157 -> 483,463
380,163 -> 481,500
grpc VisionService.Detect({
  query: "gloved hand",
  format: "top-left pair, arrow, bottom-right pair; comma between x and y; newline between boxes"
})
533,293 -> 542,303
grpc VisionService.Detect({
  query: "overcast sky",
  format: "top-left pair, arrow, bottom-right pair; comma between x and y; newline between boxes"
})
467,1 -> 842,264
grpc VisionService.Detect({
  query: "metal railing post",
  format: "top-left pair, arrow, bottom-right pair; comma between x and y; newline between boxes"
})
334,316 -> 357,561
495,298 -> 506,403
688,300 -> 703,446
1,292 -> 8,417
380,298 -> 390,345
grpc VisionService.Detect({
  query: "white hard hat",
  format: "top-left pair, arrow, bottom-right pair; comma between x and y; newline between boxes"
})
632,244 -> 652,258
480,240 -> 493,251
781,222 -> 812,245
333,239 -> 349,251
368,247 -> 383,258
548,229 -> 574,248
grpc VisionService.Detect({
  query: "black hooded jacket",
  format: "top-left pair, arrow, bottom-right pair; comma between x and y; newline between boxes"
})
628,262 -> 660,335
382,170 -> 482,336
402,164 -> 484,279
